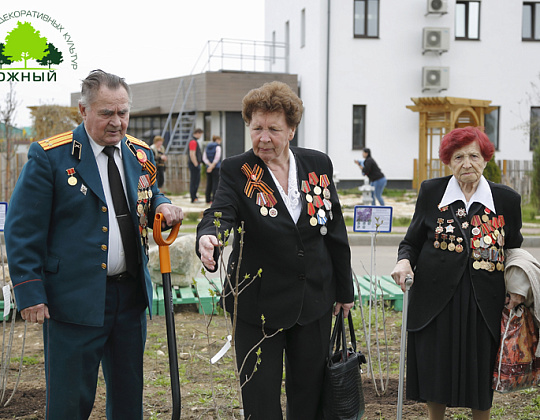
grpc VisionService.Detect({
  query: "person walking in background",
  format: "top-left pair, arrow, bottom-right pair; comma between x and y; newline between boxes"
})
355,147 -> 387,205
4,70 -> 183,420
202,135 -> 222,203
151,135 -> 167,188
188,128 -> 204,203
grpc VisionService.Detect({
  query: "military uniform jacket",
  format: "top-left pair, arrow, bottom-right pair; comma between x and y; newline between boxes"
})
5,124 -> 171,326
397,176 -> 523,339
196,147 -> 353,330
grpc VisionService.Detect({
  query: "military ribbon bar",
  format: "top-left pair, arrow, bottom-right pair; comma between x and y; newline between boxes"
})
308,172 -> 319,186
301,180 -> 311,193
313,195 -> 324,208
319,174 -> 330,188
266,193 -> 278,207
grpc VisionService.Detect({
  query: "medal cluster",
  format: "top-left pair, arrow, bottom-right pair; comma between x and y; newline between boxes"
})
257,192 -> 279,217
434,206 -> 505,272
137,174 -> 153,256
302,172 -> 332,236
470,210 -> 505,272
433,215 -> 464,253
241,163 -> 279,217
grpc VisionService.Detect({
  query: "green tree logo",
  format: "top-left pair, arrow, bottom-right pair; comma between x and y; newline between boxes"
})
37,43 -> 64,69
0,43 -> 13,69
2,21 -> 63,70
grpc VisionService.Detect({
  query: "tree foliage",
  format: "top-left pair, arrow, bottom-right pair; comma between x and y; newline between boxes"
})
483,156 -> 501,184
30,105 -> 81,141
0,43 -> 13,68
3,21 -> 48,68
36,43 -> 63,69
532,123 -> 540,209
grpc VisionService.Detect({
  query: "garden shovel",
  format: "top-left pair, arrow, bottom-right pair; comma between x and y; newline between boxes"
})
153,213 -> 181,420
397,274 -> 413,420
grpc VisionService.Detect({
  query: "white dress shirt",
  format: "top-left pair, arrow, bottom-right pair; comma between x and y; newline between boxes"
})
87,132 -> 129,275
439,175 -> 496,214
267,150 -> 302,223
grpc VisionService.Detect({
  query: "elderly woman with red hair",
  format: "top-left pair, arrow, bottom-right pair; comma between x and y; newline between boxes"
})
391,126 -> 524,419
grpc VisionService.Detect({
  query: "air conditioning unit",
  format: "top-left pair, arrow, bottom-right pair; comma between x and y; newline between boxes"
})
427,0 -> 448,14
423,27 -> 450,53
422,67 -> 449,92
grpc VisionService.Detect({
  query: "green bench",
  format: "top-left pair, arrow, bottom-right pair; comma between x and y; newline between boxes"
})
0,300 -> 13,321
152,277 -> 223,316
353,275 -> 404,311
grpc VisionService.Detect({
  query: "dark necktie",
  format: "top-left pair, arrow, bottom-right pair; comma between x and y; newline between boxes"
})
103,146 -> 139,278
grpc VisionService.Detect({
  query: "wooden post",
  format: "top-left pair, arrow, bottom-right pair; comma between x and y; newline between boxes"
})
418,113 -> 428,187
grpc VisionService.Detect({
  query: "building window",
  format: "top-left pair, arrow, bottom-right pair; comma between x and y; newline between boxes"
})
484,107 -> 500,150
531,107 -> 540,150
354,0 -> 379,38
523,2 -> 540,41
352,105 -> 366,150
455,1 -> 481,40
301,9 -> 306,48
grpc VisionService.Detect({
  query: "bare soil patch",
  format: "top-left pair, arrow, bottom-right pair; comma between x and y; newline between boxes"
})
0,307 -> 537,419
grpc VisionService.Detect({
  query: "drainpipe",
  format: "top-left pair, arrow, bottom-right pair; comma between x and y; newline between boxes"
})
325,0 -> 331,155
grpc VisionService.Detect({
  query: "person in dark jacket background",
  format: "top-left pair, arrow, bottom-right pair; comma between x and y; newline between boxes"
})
188,128 -> 204,202
355,147 -> 387,205
202,135 -> 222,203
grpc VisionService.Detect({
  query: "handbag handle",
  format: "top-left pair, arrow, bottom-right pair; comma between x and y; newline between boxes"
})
328,308 -> 358,362
329,308 -> 345,359
347,310 -> 357,353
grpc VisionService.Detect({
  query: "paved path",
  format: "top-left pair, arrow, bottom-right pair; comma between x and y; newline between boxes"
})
169,193 -> 540,241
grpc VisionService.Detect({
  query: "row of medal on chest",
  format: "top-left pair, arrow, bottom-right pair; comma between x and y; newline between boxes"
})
137,187 -> 152,255
433,213 -> 506,271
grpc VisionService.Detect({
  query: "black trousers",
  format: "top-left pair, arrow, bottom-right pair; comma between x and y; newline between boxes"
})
156,166 -> 165,188
234,308 -> 332,419
188,162 -> 200,202
43,278 -> 147,419
205,168 -> 220,203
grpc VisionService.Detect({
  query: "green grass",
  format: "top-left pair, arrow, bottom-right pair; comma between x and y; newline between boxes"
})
522,202 -> 540,224
10,356 -> 40,365
184,211 -> 201,224
383,189 -> 410,199
392,216 -> 411,227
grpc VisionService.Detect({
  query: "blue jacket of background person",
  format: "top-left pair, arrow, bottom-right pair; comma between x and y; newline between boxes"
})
5,123 -> 171,326
204,141 -> 221,169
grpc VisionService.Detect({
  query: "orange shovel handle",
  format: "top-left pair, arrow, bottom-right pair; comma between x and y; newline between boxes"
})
153,213 -> 181,274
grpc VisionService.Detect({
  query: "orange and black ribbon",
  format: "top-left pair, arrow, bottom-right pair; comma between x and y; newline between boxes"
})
241,163 -> 274,198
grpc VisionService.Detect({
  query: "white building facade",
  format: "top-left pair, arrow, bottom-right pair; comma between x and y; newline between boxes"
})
265,0 -> 540,188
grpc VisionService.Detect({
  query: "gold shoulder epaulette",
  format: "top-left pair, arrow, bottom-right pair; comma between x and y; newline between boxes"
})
126,135 -> 150,150
38,132 -> 73,151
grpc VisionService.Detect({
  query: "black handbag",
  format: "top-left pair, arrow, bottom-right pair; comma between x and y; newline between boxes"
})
322,308 -> 366,420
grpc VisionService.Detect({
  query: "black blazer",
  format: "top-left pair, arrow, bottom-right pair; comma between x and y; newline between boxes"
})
398,176 -> 523,339
196,147 -> 353,330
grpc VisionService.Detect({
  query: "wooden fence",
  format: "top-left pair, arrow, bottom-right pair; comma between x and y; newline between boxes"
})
1,152 -> 202,201
0,153 -> 27,202
159,154 -> 192,195
0,152 -> 533,203
499,160 -> 532,203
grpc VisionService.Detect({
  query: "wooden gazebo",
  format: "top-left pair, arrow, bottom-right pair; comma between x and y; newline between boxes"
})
407,97 -> 497,189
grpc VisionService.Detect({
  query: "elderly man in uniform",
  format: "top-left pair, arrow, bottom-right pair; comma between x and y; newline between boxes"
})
5,69 -> 183,419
